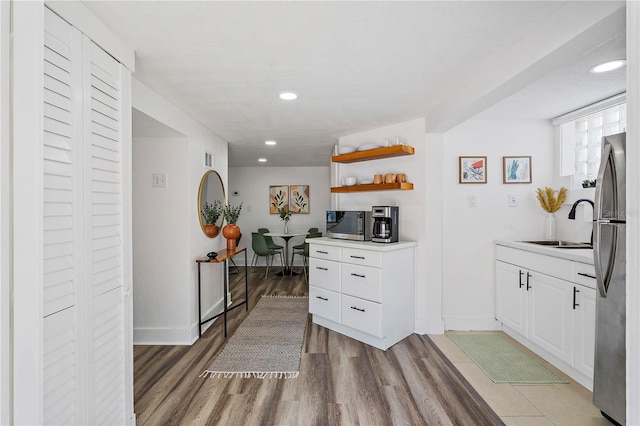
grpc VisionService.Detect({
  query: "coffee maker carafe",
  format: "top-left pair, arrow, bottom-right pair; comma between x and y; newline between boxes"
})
371,206 -> 398,243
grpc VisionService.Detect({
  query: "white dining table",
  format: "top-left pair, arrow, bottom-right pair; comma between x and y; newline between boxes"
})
264,231 -> 309,275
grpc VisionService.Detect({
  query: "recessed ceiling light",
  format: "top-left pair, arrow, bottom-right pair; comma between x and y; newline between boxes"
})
265,140 -> 276,145
590,60 -> 626,73
258,158 -> 267,162
279,92 -> 298,100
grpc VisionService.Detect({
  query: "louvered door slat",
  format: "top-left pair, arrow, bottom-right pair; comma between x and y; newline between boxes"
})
44,74 -> 72,100
44,88 -> 72,112
44,101 -> 71,124
91,99 -> 117,121
91,120 -> 120,142
91,89 -> 119,112
44,130 -> 72,151
44,60 -> 71,88
44,116 -> 72,138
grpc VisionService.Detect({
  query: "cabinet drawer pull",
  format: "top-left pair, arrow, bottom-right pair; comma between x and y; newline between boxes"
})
519,270 -> 524,288
350,306 -> 365,312
316,250 -> 329,254
351,273 -> 366,278
350,255 -> 365,259
316,296 -> 328,301
526,272 -> 532,291
573,287 -> 580,310
577,272 -> 596,280
315,266 -> 328,271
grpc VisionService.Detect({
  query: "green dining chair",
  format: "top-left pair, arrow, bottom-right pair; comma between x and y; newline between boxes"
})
251,232 -> 284,282
258,228 -> 284,266
291,232 -> 322,281
291,227 -> 320,254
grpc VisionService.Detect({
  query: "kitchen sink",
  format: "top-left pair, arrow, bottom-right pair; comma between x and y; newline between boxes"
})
520,240 -> 593,249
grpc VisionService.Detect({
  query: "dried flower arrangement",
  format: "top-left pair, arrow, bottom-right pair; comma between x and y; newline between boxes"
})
223,202 -> 243,224
536,187 -> 567,213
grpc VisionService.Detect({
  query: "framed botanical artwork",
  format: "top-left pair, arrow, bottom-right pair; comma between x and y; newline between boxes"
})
503,156 -> 532,184
459,156 -> 487,184
289,185 -> 310,214
269,185 -> 288,213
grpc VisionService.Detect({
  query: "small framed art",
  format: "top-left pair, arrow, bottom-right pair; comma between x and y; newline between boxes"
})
289,185 -> 310,214
459,156 -> 487,184
269,185 -> 288,213
503,156 -> 532,184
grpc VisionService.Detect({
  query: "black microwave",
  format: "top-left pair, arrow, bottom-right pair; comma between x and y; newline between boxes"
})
326,210 -> 372,241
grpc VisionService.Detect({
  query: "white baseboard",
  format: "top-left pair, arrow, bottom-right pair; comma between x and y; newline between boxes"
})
134,297 -> 226,345
416,318 -> 445,335
444,316 -> 502,331
133,326 -> 193,345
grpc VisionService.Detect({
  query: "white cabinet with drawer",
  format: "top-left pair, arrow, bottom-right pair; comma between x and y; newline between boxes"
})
308,238 -> 416,350
495,242 -> 596,390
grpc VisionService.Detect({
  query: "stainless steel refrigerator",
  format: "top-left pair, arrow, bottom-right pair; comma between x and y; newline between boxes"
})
593,132 -> 626,425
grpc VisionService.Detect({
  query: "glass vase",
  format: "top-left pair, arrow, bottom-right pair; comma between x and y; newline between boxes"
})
284,221 -> 288,234
544,213 -> 557,240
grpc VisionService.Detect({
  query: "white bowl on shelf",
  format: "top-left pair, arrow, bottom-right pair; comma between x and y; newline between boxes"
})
359,178 -> 374,185
343,176 -> 357,186
357,143 -> 382,151
338,146 -> 356,154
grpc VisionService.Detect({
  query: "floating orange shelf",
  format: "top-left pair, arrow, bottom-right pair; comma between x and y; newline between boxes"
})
331,144 -> 415,163
331,182 -> 414,193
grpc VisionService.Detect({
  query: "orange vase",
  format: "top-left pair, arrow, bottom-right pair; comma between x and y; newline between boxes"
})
203,224 -> 219,238
222,224 -> 240,250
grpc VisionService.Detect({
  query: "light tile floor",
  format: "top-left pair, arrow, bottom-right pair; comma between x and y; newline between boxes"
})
429,331 -> 611,426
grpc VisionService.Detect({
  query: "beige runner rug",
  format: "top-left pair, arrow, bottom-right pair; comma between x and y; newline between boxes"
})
200,295 -> 308,379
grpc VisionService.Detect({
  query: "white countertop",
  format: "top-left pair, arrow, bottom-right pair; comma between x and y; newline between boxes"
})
307,237 -> 417,252
495,240 -> 594,265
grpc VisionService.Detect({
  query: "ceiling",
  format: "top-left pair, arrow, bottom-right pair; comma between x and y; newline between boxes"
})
84,1 -> 626,167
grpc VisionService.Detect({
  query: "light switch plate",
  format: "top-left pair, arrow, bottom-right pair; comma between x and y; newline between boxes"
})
508,194 -> 517,207
153,173 -> 167,188
468,195 -> 477,207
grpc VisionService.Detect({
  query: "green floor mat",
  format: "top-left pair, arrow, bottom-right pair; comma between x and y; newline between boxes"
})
448,333 -> 568,384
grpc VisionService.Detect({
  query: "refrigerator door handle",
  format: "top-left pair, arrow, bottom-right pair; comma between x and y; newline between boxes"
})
593,222 -> 617,297
594,142 -> 612,220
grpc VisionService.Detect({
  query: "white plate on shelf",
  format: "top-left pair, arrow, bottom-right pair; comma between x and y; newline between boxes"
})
359,179 -> 374,185
357,143 -> 382,151
338,146 -> 356,154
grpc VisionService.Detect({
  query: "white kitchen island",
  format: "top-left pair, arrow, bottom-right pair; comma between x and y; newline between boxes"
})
307,237 -> 416,350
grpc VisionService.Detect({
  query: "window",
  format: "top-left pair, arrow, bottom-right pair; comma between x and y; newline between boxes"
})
556,94 -> 626,187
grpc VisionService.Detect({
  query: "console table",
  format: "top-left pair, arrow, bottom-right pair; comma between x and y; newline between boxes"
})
196,247 -> 248,337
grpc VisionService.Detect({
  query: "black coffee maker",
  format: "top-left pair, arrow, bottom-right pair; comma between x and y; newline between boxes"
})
371,206 -> 398,243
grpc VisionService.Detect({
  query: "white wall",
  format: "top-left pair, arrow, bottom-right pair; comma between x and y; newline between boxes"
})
228,166 -> 330,266
132,79 -> 229,344
132,136 -> 190,342
336,118 -> 435,332
441,119 -> 557,329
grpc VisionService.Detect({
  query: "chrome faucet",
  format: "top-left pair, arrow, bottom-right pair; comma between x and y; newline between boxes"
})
568,198 -> 594,246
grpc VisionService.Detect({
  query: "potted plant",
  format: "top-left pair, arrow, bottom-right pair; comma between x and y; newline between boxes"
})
279,206 -> 292,233
582,179 -> 596,188
536,186 -> 567,240
222,202 -> 243,250
201,200 -> 223,238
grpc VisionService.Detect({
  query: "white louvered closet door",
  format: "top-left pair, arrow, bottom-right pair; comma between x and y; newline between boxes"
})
43,8 -> 127,425
82,37 -> 126,426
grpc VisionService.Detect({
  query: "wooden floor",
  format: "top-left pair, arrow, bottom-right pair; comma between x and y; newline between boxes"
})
133,266 -> 502,425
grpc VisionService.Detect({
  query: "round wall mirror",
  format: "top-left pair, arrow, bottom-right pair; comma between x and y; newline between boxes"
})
198,170 -> 225,238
